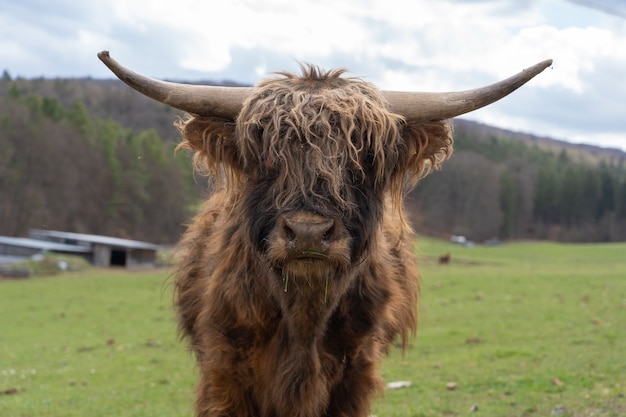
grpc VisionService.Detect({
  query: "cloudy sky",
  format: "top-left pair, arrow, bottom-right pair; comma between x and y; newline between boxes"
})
2,0 -> 625,151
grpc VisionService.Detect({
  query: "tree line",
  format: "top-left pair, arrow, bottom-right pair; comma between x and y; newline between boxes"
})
0,77 -> 196,243
1,73 -> 625,243
409,120 -> 626,242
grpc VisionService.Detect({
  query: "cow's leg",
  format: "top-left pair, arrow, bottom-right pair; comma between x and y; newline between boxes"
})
195,368 -> 256,417
325,349 -> 383,417
193,326 -> 259,417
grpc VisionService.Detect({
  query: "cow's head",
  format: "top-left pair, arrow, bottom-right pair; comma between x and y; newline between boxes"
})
178,67 -> 454,264
98,52 -> 550,313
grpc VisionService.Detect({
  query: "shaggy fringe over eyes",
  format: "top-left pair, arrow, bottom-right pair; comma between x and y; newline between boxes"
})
174,65 -> 453,210
236,65 -> 405,212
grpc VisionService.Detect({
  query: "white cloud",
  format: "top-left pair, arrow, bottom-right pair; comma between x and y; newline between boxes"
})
0,0 -> 625,150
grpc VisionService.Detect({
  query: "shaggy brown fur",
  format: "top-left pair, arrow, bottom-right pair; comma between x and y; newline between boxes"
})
174,65 -> 453,417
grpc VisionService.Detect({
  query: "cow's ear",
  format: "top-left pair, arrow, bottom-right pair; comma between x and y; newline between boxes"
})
176,116 -> 240,173
400,120 -> 453,185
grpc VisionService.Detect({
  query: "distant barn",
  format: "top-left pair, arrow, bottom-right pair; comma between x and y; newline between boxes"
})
0,230 -> 160,268
29,230 -> 160,268
0,236 -> 90,266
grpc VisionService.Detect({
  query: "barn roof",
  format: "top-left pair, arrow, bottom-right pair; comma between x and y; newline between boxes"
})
29,229 -> 161,250
0,236 -> 91,253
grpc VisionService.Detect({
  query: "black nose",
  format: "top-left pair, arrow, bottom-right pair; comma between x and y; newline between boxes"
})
282,213 -> 336,258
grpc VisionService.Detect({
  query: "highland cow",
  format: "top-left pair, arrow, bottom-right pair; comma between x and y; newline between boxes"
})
98,51 -> 551,417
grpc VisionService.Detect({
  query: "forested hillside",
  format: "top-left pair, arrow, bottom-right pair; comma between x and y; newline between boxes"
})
410,119 -> 626,242
1,72 -> 625,243
0,73 -> 196,243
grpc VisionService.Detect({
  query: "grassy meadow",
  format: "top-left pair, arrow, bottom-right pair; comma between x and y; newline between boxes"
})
1,240 -> 624,417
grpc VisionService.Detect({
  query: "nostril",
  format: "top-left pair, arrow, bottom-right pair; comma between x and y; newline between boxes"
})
321,223 -> 335,242
283,223 -> 297,242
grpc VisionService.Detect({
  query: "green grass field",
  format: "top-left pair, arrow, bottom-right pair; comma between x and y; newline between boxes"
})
1,240 -> 624,417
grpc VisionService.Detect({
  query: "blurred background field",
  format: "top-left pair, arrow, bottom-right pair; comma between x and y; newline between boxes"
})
1,239 -> 624,417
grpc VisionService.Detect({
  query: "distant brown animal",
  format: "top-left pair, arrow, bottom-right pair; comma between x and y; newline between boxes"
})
439,252 -> 451,265
98,51 -> 550,417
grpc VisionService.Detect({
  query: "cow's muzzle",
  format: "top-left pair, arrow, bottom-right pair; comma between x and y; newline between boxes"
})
266,211 -> 352,278
279,212 -> 338,261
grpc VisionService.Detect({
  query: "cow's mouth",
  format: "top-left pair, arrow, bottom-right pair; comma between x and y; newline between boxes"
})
290,250 -> 332,262
270,251 -> 338,288
273,252 -> 337,277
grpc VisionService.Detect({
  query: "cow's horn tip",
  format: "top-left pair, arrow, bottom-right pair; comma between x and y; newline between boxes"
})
97,50 -> 110,61
537,59 -> 553,69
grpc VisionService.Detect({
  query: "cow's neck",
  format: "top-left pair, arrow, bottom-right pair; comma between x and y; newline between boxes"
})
272,266 -> 359,346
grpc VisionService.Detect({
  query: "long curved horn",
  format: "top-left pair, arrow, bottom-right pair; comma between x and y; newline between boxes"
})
99,51 -> 551,121
97,51 -> 252,118
383,59 -> 552,121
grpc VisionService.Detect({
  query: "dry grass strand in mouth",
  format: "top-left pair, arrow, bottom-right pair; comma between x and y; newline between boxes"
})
300,250 -> 331,259
280,264 -> 334,304
324,274 -> 329,304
